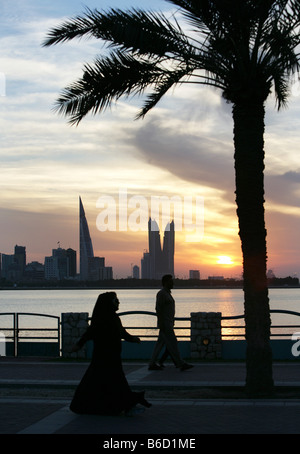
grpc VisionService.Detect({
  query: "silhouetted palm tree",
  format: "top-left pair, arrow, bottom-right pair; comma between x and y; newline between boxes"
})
44,0 -> 300,396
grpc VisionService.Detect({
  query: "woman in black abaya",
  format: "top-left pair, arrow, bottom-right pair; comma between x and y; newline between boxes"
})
70,292 -> 151,416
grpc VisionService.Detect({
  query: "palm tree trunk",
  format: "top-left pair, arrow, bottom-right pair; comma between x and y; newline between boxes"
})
232,102 -> 274,397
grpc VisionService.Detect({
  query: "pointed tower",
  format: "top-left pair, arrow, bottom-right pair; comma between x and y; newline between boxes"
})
148,218 -> 161,279
163,220 -> 175,277
79,197 -> 94,280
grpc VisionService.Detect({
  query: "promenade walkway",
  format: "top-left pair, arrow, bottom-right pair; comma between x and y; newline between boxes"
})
1,357 -> 300,436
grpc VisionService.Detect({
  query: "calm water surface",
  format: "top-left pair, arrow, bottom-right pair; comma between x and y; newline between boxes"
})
0,288 -> 300,339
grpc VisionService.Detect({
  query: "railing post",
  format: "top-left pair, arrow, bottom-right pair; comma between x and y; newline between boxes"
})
14,313 -> 18,357
190,312 -> 222,360
57,316 -> 61,357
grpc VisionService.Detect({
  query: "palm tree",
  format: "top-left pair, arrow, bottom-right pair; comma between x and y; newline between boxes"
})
43,0 -> 300,396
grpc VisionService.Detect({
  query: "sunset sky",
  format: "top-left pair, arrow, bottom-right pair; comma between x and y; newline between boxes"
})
1,0 -> 300,279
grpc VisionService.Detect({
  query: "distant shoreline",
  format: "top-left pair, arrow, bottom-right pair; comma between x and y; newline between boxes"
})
0,280 -> 237,290
1,276 -> 299,291
1,285 -> 299,291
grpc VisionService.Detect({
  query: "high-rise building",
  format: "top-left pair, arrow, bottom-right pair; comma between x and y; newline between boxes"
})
100,266 -> 113,280
24,261 -> 45,281
162,221 -> 175,277
79,196 -> 94,280
79,196 -> 113,281
148,219 -> 162,280
1,246 -> 26,282
132,265 -> 140,279
14,245 -> 26,277
44,247 -> 77,280
66,248 -> 77,277
88,257 -> 105,281
52,247 -> 69,280
44,255 -> 59,280
141,251 -> 150,279
189,270 -> 200,280
1,253 -> 16,281
141,218 -> 175,279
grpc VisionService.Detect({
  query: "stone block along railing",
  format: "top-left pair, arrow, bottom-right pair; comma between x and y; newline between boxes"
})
61,311 -> 223,360
190,312 -> 222,360
61,312 -> 89,359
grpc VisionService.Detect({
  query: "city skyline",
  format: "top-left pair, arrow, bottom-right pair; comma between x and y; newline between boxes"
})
1,203 -> 295,282
1,0 -> 300,279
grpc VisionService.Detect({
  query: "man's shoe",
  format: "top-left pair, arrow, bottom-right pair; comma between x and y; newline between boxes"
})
180,363 -> 194,371
148,363 -> 163,371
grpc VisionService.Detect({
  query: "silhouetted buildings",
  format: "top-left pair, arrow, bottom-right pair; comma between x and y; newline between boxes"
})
141,218 -> 175,279
45,247 -> 77,280
267,269 -> 276,279
132,265 -> 140,279
189,270 -> 200,280
0,197 -> 113,284
87,256 -> 113,281
1,245 -> 27,282
24,261 -> 45,281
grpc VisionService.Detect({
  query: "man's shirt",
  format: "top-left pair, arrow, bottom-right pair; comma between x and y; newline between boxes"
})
155,287 -> 175,328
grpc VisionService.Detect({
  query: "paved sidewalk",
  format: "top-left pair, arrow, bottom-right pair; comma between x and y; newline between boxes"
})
1,358 -> 300,435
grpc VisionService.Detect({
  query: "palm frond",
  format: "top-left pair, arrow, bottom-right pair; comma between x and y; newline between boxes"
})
53,51 -> 164,125
43,9 -> 97,46
271,71 -> 290,110
137,67 -> 191,119
44,0 -> 300,121
88,8 -> 194,56
44,6 -> 198,62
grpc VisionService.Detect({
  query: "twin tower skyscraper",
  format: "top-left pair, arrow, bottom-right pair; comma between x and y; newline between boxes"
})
141,219 -> 175,280
80,197 -> 175,281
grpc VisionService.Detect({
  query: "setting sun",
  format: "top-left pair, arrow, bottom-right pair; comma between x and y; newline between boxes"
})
217,256 -> 234,265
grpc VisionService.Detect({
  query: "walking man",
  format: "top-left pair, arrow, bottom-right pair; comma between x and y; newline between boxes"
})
149,274 -> 193,371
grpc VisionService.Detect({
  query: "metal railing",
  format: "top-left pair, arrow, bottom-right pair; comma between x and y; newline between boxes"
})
119,310 -> 300,341
2,309 -> 300,357
221,314 -> 245,339
0,312 -> 60,357
270,309 -> 300,337
118,311 -> 190,340
221,310 -> 300,339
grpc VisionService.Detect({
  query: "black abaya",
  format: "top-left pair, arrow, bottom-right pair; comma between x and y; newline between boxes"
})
70,307 -> 145,415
